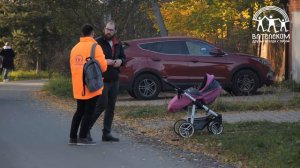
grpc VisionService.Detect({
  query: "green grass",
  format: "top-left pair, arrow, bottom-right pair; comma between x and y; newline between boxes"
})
43,76 -> 73,98
193,122 -> 300,168
0,70 -> 49,80
210,97 -> 300,112
118,105 -> 169,119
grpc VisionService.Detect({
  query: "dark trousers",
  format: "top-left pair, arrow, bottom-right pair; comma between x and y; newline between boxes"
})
90,81 -> 119,135
3,68 -> 9,80
70,96 -> 99,139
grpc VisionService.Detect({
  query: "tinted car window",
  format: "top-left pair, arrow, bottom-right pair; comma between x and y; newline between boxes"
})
159,41 -> 188,54
139,41 -> 188,55
186,41 -> 214,56
139,42 -> 161,52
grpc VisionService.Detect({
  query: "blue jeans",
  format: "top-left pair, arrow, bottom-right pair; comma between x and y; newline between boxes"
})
3,68 -> 9,80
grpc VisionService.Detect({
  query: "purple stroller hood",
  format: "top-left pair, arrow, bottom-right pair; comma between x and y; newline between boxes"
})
167,74 -> 222,112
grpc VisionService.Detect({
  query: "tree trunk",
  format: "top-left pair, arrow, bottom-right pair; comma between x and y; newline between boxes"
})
151,0 -> 168,36
36,55 -> 40,74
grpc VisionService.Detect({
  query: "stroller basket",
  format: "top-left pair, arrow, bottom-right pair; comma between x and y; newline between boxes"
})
168,74 -> 222,112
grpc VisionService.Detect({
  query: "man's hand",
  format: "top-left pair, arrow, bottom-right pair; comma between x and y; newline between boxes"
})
106,59 -> 115,66
113,59 -> 122,67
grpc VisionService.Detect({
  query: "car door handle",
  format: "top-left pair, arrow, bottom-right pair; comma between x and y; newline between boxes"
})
151,58 -> 161,61
191,60 -> 199,63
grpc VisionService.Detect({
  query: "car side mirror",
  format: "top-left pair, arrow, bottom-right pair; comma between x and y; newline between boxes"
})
209,48 -> 225,56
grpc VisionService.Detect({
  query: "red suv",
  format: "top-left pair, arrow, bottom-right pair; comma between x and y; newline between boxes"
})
120,36 -> 275,100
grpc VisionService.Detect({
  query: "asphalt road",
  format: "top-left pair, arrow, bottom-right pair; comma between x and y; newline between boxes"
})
0,80 -> 230,168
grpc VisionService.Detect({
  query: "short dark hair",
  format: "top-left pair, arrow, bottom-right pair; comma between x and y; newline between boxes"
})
81,24 -> 94,37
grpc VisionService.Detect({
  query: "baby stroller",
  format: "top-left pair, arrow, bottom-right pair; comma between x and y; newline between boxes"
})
165,74 -> 223,138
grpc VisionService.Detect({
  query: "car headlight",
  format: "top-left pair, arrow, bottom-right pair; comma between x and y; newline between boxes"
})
252,57 -> 271,65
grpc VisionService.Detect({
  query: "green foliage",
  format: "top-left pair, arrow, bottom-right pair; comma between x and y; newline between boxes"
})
159,0 -> 280,54
0,70 -> 49,80
43,76 -> 73,98
0,0 -> 157,74
193,122 -> 300,168
0,1 -> 56,71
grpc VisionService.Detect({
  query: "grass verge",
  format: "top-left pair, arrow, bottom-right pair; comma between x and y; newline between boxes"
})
120,105 -> 169,119
0,70 -> 49,80
43,77 -> 73,98
119,96 -> 300,119
116,104 -> 300,168
211,97 -> 300,112
192,122 -> 300,168
276,80 -> 300,92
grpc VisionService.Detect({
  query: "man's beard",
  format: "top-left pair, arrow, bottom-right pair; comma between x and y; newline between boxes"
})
104,33 -> 114,41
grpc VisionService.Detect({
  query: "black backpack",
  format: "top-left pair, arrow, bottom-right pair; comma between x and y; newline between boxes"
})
82,43 -> 103,96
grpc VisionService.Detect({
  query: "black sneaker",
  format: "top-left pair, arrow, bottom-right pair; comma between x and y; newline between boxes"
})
77,138 -> 96,146
68,138 -> 77,145
87,131 -> 93,141
102,134 -> 119,142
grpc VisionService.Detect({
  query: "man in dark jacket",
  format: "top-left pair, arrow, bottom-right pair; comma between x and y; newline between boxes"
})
0,42 -> 15,82
88,20 -> 126,142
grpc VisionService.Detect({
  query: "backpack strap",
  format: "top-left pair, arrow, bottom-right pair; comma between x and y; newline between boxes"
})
82,43 -> 98,96
90,43 -> 97,59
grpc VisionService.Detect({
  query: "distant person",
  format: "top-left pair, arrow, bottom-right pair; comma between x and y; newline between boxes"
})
69,24 -> 109,145
0,42 -> 15,82
87,20 -> 126,142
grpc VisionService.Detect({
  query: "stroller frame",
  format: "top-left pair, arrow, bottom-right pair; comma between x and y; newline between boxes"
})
173,91 -> 223,138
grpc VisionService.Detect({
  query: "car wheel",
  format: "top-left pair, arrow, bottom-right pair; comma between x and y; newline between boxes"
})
133,74 -> 161,100
127,90 -> 136,98
232,70 -> 259,96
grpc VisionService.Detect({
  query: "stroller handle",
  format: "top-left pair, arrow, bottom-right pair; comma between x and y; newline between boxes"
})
163,79 -> 184,96
163,78 -> 179,89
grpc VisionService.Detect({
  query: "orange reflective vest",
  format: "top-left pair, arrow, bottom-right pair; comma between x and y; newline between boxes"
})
70,37 -> 107,100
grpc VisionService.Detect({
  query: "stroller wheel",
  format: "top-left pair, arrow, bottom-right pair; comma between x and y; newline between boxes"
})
208,121 -> 224,135
207,123 -> 212,133
173,119 -> 186,135
179,122 -> 194,138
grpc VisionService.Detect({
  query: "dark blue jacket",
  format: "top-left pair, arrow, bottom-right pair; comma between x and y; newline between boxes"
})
0,46 -> 15,69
